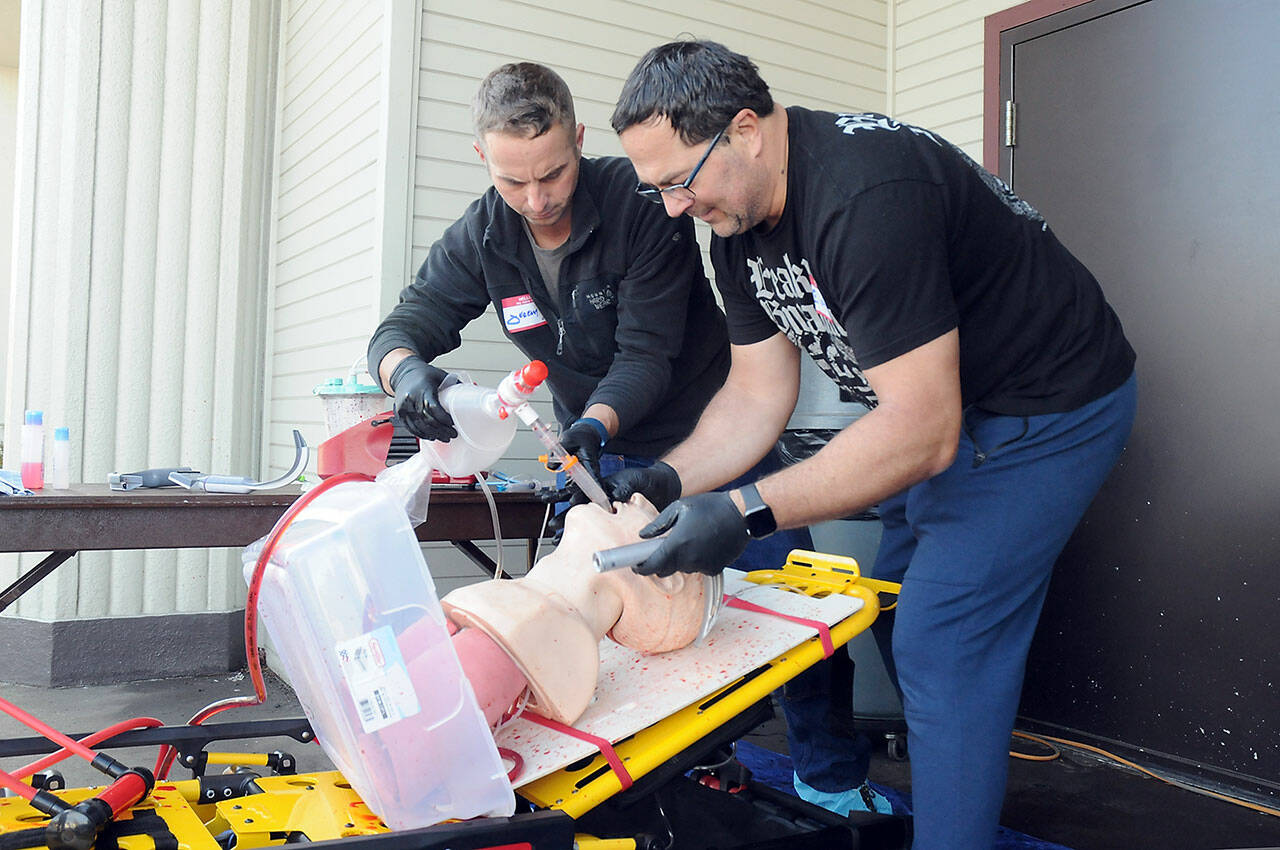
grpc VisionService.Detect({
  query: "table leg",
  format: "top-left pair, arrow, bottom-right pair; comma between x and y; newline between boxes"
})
450,539 -> 500,577
448,539 -> 538,578
0,551 -> 76,612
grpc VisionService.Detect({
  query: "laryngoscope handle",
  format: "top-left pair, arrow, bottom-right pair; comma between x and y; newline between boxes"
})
592,538 -> 664,572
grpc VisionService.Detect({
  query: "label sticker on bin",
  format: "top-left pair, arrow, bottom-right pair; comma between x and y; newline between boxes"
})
336,625 -> 421,733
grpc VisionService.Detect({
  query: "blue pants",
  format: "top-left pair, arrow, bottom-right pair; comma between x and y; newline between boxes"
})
575,447 -> 812,573
786,374 -> 1136,848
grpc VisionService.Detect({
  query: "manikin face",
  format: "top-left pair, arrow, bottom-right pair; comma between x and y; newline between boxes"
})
619,114 -> 768,237
477,122 -> 585,242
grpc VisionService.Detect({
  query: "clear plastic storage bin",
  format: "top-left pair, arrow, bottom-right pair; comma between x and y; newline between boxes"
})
244,479 -> 514,829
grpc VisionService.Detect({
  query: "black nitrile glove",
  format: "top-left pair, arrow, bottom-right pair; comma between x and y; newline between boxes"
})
552,417 -> 609,480
604,460 -> 682,511
543,417 -> 611,538
633,491 -> 749,577
390,355 -> 458,442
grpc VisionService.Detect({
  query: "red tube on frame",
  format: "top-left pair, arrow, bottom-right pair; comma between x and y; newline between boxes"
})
97,771 -> 151,818
0,695 -> 98,764
0,766 -> 37,801
16,717 -> 163,781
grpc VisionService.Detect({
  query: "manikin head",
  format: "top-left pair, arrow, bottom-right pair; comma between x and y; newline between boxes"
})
611,40 -> 786,237
441,494 -> 714,726
472,62 -> 585,246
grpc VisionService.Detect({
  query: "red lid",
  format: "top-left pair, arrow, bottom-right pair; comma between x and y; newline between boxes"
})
521,360 -> 548,387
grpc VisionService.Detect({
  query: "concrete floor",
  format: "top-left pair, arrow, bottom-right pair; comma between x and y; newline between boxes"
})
0,670 -> 334,790
3,673 -> 1278,849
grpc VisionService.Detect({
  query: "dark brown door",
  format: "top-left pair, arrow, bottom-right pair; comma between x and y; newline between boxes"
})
1000,0 -> 1280,795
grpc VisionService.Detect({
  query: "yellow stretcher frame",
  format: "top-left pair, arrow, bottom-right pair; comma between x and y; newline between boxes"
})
0,551 -> 899,850
0,773 -> 387,850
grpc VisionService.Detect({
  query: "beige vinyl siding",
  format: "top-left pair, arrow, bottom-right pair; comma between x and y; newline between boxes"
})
890,0 -> 1020,158
264,0 -> 385,475
411,0 -> 888,591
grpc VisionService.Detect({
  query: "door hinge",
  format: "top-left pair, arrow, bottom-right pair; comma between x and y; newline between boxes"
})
1004,100 -> 1017,147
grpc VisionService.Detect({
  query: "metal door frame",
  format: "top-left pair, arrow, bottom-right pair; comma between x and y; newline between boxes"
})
983,0 -> 1148,176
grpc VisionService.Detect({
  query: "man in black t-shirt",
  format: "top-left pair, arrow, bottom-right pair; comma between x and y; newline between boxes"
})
607,41 -> 1137,849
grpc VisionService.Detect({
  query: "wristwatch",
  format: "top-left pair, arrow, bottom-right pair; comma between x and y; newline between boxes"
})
738,483 -> 777,539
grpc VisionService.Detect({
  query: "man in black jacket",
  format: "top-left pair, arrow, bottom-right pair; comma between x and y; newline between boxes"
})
368,62 -> 730,482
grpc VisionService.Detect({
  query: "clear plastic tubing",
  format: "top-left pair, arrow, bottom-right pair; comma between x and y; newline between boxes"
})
21,410 -> 44,491
52,427 -> 71,490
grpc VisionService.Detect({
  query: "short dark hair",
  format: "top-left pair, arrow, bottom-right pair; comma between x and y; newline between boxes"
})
611,40 -> 773,144
473,62 -> 576,141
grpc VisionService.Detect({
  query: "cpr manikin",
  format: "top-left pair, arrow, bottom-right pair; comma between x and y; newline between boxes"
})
442,494 -> 710,727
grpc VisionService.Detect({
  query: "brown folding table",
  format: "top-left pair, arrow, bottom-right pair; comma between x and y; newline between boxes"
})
0,484 -> 550,612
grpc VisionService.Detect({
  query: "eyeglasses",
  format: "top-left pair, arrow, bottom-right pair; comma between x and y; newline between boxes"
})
634,125 -> 727,205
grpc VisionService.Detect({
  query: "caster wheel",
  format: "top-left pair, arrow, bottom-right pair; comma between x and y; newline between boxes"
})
886,733 -> 908,761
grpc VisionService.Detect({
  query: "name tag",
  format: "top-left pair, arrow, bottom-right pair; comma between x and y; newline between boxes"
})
501,294 -> 547,333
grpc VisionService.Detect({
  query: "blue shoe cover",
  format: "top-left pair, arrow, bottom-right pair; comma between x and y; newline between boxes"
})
793,772 -> 893,815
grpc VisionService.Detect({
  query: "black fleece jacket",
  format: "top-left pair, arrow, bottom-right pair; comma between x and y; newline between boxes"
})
368,156 -> 730,457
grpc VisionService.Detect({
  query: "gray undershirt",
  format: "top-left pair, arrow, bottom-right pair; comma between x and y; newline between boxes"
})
522,222 -> 571,310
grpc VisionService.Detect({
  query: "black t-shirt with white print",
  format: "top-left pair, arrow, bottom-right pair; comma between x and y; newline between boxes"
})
712,107 -> 1135,416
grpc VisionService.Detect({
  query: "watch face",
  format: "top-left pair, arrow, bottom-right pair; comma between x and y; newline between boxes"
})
745,506 -> 777,539
742,484 -> 777,539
